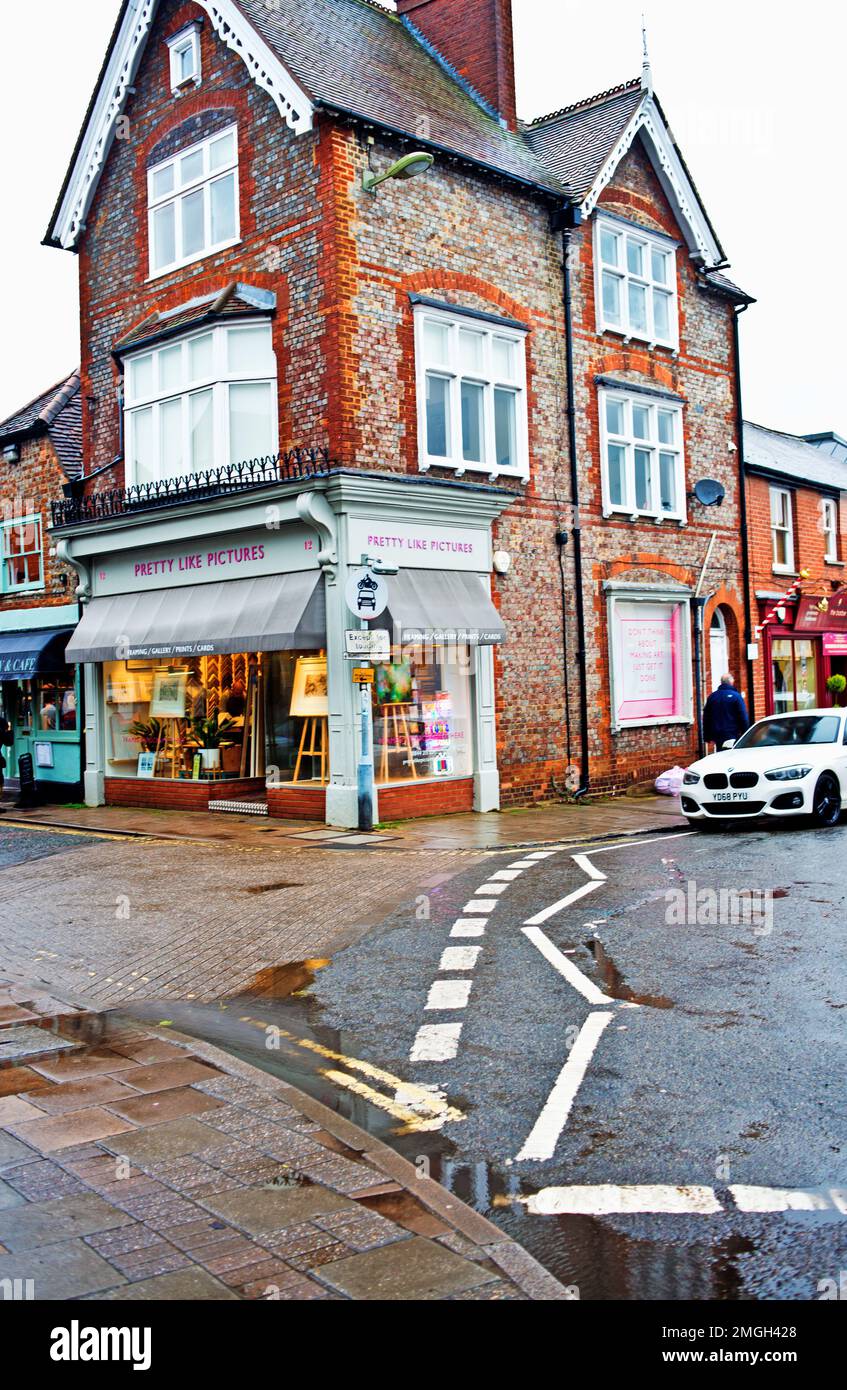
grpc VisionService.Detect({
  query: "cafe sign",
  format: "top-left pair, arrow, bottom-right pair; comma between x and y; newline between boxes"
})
795,593 -> 847,633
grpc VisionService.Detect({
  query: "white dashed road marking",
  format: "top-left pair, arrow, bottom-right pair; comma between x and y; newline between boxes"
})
426,978 -> 473,1010
514,1184 -> 847,1217
515,1011 -> 615,1161
450,918 -> 487,937
463,898 -> 500,913
522,1184 -> 724,1215
439,945 -> 482,972
409,1022 -> 464,1062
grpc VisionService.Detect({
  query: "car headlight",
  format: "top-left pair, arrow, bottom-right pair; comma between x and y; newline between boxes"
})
764,765 -> 813,782
683,771 -> 701,785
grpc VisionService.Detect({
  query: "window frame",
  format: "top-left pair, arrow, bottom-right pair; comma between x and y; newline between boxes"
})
147,123 -> 240,279
166,24 -> 202,94
822,496 -> 839,563
607,589 -> 693,732
594,214 -> 679,350
1,514 -> 44,593
598,385 -> 687,524
413,304 -> 530,482
123,320 -> 279,488
770,486 -> 795,574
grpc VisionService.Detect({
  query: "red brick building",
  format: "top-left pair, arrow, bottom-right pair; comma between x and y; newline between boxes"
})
744,421 -> 847,718
42,0 -> 753,820
0,374 -> 84,797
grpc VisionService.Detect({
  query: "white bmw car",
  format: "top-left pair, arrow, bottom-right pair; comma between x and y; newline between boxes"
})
681,708 -> 847,829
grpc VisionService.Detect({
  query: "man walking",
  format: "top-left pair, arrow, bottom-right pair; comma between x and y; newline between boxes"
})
703,673 -> 750,750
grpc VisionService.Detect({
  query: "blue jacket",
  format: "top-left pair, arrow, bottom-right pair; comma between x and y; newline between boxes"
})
703,685 -> 750,745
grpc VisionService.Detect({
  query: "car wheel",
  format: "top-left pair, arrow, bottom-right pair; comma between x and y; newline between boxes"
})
811,773 -> 842,828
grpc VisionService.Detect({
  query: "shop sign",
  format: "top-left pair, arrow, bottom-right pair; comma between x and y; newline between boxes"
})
344,629 -> 391,660
823,632 -> 847,656
0,654 -> 38,678
347,518 -> 491,573
352,668 -> 375,685
345,568 -> 388,619
795,593 -> 847,632
612,601 -> 683,724
93,526 -> 320,596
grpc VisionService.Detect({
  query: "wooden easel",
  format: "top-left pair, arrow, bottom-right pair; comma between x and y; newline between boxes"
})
293,716 -> 328,784
379,703 -> 419,782
154,717 -> 183,779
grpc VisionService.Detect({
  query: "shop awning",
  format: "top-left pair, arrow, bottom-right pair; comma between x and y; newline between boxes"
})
0,627 -> 74,680
384,570 -> 506,645
64,571 -> 325,663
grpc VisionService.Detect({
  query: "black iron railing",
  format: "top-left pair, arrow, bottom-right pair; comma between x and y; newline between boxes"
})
51,448 -> 334,527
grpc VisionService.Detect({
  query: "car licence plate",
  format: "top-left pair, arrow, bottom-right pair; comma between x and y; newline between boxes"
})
714,791 -> 748,802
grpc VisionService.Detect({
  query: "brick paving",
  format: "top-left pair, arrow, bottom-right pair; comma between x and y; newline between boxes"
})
0,991 -> 568,1301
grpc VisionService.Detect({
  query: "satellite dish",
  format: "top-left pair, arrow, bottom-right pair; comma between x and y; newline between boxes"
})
693,477 -> 726,507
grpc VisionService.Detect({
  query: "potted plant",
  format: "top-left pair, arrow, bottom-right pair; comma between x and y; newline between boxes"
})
826,673 -> 847,707
186,712 -> 239,771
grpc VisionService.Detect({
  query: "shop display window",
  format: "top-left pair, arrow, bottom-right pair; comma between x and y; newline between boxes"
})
265,651 -> 329,785
103,654 -> 262,780
373,644 -> 473,784
771,637 -> 818,713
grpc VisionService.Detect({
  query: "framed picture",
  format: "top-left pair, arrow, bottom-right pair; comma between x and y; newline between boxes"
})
109,711 -> 141,763
290,657 -> 329,717
150,669 -> 189,717
375,659 -> 412,705
137,751 -> 157,779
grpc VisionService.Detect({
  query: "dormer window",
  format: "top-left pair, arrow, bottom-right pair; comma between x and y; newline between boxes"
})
167,24 -> 202,94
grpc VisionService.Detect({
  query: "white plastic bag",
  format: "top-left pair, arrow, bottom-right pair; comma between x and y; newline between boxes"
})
654,765 -> 687,796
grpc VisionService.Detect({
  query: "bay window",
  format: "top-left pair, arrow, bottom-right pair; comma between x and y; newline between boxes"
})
414,303 -> 529,480
595,215 -> 678,348
124,322 -> 278,486
148,125 -> 239,277
2,516 -> 43,592
599,386 -> 686,522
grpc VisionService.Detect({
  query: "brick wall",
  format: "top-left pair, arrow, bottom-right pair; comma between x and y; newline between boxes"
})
568,135 -> 746,786
0,435 -> 77,612
105,775 -> 264,810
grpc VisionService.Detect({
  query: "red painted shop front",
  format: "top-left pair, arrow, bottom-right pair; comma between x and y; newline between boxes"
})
761,592 -> 847,715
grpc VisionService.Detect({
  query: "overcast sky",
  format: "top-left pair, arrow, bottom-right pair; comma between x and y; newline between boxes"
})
1,0 -> 844,440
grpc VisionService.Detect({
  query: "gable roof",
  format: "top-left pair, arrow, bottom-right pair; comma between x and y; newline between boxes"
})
526,76 -> 725,268
744,421 -> 847,494
0,371 -> 83,479
46,0 -> 566,251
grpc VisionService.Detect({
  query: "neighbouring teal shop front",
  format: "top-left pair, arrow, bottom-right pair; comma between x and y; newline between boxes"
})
0,603 -> 83,800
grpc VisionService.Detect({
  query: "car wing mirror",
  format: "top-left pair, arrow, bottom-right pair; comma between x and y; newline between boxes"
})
721,739 -> 736,750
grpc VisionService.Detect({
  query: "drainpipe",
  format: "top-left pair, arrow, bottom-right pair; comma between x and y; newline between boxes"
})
560,215 -> 590,798
732,304 -> 756,721
693,531 -> 718,760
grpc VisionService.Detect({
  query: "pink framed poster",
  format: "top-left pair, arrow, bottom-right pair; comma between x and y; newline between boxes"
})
612,600 -> 685,725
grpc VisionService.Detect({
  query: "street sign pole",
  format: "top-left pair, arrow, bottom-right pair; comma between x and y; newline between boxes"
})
345,557 -> 393,834
356,610 -> 375,831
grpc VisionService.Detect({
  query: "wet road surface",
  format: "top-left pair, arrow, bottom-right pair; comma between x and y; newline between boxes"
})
116,820 -> 847,1300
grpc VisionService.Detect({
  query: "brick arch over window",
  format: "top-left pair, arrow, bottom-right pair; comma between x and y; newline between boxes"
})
394,272 -> 537,478
704,586 -> 745,690
605,553 -> 694,586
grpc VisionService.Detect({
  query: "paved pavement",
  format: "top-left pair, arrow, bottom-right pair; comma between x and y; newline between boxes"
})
0,986 -> 567,1301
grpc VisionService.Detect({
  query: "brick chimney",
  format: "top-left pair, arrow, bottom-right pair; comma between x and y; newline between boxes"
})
396,0 -> 517,131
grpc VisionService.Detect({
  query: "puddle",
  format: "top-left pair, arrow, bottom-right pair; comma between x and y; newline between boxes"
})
583,939 -> 675,1009
243,881 -> 305,894
234,960 -> 330,998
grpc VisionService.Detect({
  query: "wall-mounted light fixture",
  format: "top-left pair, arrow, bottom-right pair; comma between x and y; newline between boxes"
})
2,443 -> 21,464
362,151 -> 434,195
493,550 -> 511,575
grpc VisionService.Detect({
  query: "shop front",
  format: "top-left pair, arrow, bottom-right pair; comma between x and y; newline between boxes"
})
54,470 -> 510,824
760,591 -> 847,714
0,604 -> 82,800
